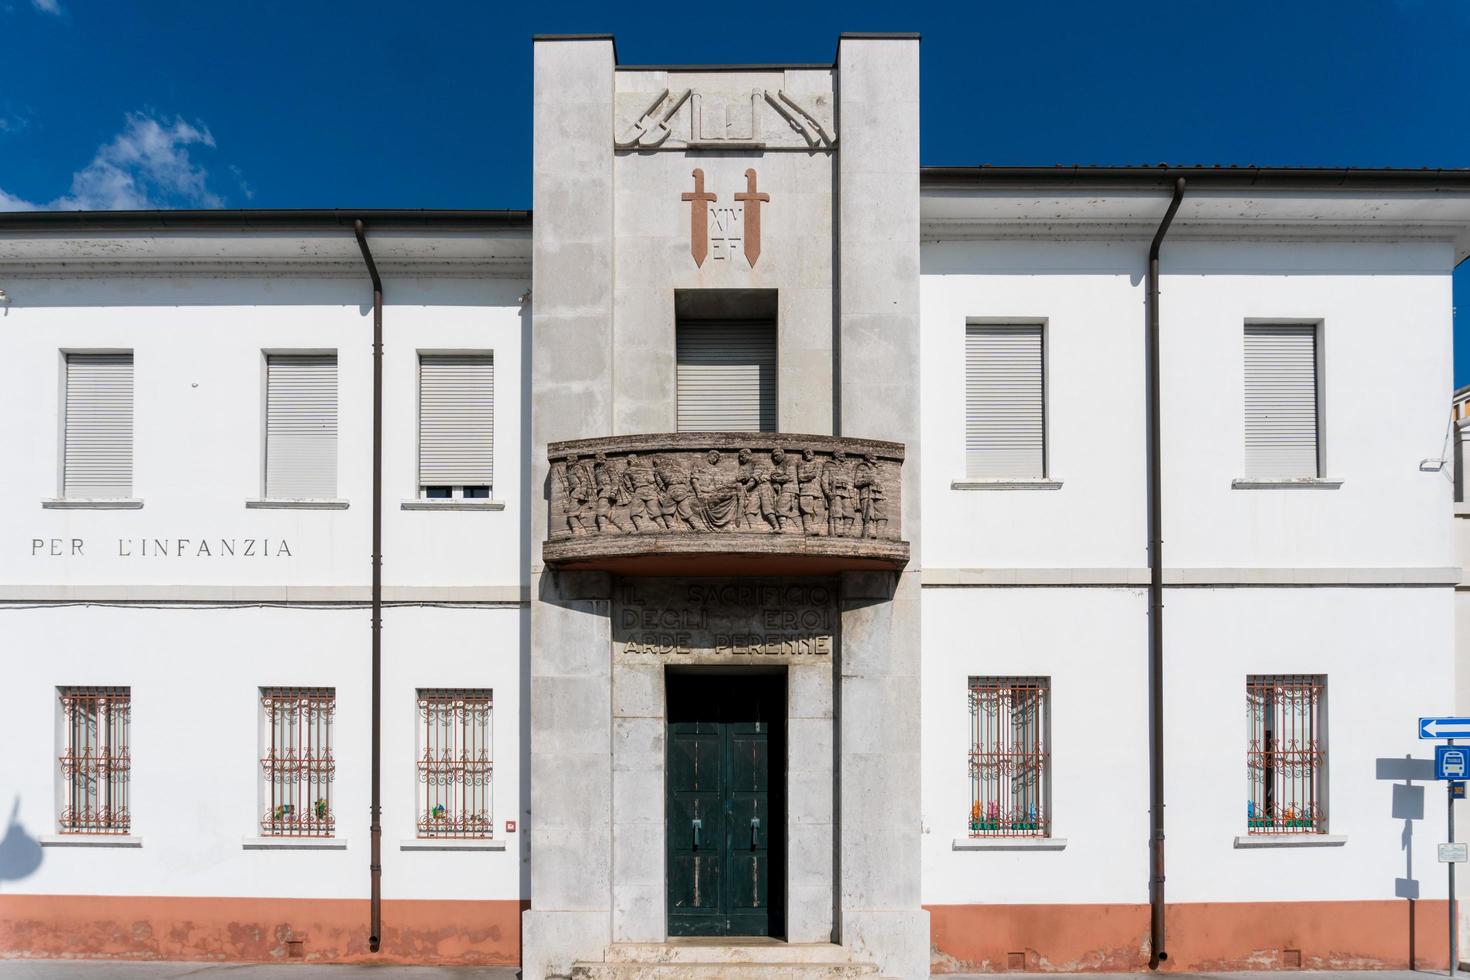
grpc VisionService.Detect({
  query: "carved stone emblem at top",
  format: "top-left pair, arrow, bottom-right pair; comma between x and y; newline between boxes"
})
615,88 -> 836,151
549,437 -> 901,543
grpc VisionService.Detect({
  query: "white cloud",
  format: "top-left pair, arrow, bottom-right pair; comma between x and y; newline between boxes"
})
0,187 -> 39,211
31,0 -> 61,14
0,111 -> 227,212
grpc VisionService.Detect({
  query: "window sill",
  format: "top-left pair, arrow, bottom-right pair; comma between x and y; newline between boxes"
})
1233,834 -> 1347,848
1231,478 -> 1344,490
952,837 -> 1068,851
400,499 -> 506,511
951,479 -> 1063,491
42,499 -> 143,510
242,836 -> 348,850
245,499 -> 351,510
399,838 -> 506,851
40,834 -> 142,847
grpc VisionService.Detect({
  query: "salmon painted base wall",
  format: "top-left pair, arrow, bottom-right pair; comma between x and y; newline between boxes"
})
0,895 -> 526,964
928,901 -> 1451,973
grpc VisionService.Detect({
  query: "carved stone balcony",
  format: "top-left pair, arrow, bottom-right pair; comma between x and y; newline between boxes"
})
543,433 -> 909,576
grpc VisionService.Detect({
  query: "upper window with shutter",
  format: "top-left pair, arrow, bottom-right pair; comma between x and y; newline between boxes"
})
1244,324 -> 1320,479
63,352 -> 134,499
418,354 -> 494,498
676,320 -> 777,432
965,325 -> 1045,479
264,354 -> 338,500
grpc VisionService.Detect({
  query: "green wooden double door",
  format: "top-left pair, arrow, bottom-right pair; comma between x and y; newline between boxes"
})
666,673 -> 786,938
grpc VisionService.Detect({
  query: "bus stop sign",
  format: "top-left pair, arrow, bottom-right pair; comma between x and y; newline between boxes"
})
1438,745 -> 1469,780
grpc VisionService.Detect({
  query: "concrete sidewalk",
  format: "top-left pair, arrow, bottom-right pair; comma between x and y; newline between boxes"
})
0,966 -> 1459,980
0,965 -> 519,979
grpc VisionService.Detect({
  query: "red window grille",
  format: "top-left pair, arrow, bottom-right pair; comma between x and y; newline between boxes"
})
969,677 -> 1049,838
260,688 -> 335,837
58,687 -> 131,834
1247,674 -> 1326,834
417,689 -> 493,838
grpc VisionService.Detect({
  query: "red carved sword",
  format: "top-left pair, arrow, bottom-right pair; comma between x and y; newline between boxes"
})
734,168 -> 770,267
681,168 -> 717,267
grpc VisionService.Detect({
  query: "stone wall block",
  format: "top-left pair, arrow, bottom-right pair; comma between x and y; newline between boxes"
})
612,662 -> 664,719
789,663 -> 834,719
612,716 -> 664,772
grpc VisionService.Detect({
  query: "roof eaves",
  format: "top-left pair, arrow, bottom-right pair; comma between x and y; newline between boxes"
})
0,208 -> 533,232
920,165 -> 1470,191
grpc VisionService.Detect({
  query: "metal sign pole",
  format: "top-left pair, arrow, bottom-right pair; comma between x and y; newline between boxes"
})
1453,738 -> 1459,978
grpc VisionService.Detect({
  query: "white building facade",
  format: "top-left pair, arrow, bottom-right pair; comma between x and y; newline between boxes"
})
2,34 -> 1469,979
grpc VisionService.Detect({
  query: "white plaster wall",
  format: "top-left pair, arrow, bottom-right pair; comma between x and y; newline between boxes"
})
1166,586 -> 1453,903
0,603 -> 526,901
921,585 -> 1453,906
0,273 -> 529,589
919,586 -> 1149,905
1161,241 -> 1454,570
920,241 -> 1148,571
919,238 -> 1455,573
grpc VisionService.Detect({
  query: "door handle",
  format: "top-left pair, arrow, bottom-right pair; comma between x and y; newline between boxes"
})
692,818 -> 702,850
750,816 -> 760,848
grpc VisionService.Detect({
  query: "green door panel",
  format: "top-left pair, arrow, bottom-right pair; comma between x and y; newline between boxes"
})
666,674 -> 786,938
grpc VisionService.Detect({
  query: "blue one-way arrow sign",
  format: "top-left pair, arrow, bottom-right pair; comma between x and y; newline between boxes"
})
1421,717 -> 1470,739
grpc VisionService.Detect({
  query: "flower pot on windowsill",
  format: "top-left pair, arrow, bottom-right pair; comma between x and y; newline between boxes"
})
1248,817 -> 1315,831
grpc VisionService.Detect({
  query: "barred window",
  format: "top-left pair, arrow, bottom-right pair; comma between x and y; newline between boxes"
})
260,688 -> 335,837
417,689 -> 493,838
1247,675 -> 1326,834
58,687 -> 131,834
968,677 -> 1050,837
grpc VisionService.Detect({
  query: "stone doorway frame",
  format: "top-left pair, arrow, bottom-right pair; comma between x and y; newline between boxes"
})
611,657 -> 834,944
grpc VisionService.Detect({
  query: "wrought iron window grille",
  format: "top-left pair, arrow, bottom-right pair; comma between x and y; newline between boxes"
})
416,689 -> 493,839
58,686 -> 131,835
1247,674 -> 1326,835
259,688 -> 336,838
968,677 -> 1050,838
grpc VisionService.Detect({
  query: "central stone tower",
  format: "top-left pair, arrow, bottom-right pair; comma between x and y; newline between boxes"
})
524,33 -> 926,980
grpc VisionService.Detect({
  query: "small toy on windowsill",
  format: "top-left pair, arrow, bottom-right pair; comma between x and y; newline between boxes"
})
431,803 -> 448,821
970,800 -> 1003,833
273,803 -> 295,820
314,798 -> 329,820
1247,801 -> 1313,831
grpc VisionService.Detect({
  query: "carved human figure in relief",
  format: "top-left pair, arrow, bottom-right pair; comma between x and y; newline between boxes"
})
621,452 -> 667,532
561,453 -> 596,534
655,454 -> 702,531
738,448 -> 778,531
592,451 -> 631,534
822,449 -> 857,537
854,452 -> 887,539
797,448 -> 826,535
691,449 -> 741,531
768,448 -> 797,532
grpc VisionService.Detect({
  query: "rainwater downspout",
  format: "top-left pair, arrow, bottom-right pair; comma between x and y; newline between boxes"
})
353,219 -> 384,953
1147,178 -> 1184,969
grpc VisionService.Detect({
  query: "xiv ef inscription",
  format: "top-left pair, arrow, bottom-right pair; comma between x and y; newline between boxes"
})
615,578 -> 835,662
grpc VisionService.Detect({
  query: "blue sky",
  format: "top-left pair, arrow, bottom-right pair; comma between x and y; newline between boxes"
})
2,0 -> 1468,381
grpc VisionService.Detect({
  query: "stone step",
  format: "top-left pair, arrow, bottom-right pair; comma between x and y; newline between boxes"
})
571,964 -> 882,980
605,942 -> 863,965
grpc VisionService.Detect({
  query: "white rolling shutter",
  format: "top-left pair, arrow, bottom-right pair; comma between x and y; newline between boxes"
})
419,354 -> 494,488
1244,325 -> 1319,478
265,354 -> 338,499
965,325 -> 1044,478
676,320 -> 777,432
63,353 -> 134,498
